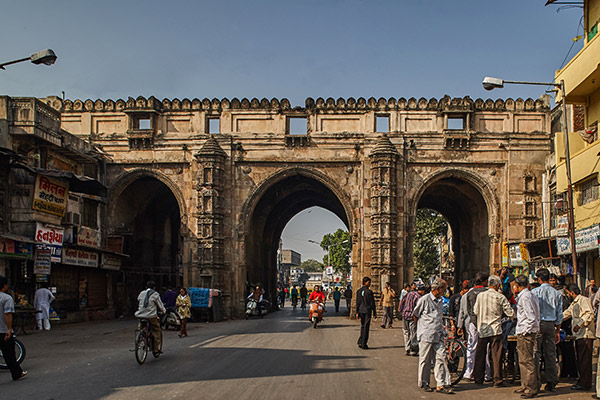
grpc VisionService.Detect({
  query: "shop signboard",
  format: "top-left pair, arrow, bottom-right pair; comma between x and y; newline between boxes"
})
32,175 -> 68,217
556,224 -> 600,255
509,244 -> 523,267
0,238 -> 33,259
33,246 -> 51,275
35,223 -> 63,263
556,216 -> 569,237
101,253 -> 121,271
501,242 -> 509,267
76,226 -> 100,248
63,248 -> 99,268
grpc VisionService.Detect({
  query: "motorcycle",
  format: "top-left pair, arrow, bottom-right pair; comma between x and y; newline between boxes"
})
309,301 -> 324,328
160,307 -> 181,330
246,299 -> 269,319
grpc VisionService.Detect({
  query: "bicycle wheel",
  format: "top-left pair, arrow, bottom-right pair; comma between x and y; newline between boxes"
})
135,331 -> 148,365
446,338 -> 467,386
0,338 -> 26,369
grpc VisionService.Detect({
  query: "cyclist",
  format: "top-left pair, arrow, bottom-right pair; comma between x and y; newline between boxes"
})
135,281 -> 166,354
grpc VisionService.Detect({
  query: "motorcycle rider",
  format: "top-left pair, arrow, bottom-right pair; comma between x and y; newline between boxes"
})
300,284 -> 308,309
247,285 -> 264,318
309,285 -> 326,304
135,281 -> 166,354
291,285 -> 299,308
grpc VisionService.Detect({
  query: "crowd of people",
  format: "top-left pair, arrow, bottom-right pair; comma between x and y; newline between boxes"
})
394,268 -> 600,398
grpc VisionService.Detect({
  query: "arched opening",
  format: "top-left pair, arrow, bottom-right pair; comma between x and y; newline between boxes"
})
416,176 -> 490,288
110,176 -> 181,315
244,171 -> 351,309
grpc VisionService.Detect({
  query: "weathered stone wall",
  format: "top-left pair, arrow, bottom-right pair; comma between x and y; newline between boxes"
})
51,94 -> 552,316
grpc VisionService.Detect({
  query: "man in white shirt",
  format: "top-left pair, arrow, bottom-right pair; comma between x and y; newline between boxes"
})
513,274 -> 540,399
34,284 -> 55,331
135,281 -> 166,353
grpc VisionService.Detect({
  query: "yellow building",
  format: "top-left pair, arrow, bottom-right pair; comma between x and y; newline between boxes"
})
554,0 -> 600,283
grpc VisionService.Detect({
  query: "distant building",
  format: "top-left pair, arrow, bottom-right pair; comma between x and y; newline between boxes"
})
279,249 -> 301,284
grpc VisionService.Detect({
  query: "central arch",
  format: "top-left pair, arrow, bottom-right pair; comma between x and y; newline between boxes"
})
241,168 -> 354,307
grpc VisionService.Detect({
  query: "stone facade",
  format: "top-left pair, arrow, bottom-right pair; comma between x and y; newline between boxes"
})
48,94 -> 552,315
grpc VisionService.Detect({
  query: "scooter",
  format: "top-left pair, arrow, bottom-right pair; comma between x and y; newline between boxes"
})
246,299 -> 269,319
309,301 -> 324,328
160,307 -> 181,330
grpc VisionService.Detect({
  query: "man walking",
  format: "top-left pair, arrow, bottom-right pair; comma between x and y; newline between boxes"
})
400,283 -> 410,302
333,287 -> 341,312
356,277 -> 376,349
400,284 -> 425,356
379,281 -> 395,329
463,272 -> 489,381
563,283 -> 595,391
413,278 -> 454,394
531,268 -> 563,392
513,274 -> 540,398
0,276 -> 27,381
344,285 -> 353,312
34,283 -> 55,331
473,274 -> 515,387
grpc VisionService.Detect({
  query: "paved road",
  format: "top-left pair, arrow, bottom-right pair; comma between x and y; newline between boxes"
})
0,307 -> 594,400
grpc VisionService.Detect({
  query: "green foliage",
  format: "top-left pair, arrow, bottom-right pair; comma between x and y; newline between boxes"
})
298,272 -> 310,284
300,259 -> 323,272
414,208 -> 448,281
320,229 -> 352,276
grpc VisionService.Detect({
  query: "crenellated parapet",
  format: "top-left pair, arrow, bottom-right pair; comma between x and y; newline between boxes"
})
55,95 -> 549,114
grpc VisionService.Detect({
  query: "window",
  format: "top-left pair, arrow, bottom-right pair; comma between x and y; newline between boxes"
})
447,117 -> 465,130
376,115 -> 390,133
579,178 -> 599,205
288,117 -> 307,135
525,225 -> 534,239
81,198 -> 98,229
138,118 -> 151,130
524,176 -> 535,192
525,200 -> 535,217
208,118 -> 220,134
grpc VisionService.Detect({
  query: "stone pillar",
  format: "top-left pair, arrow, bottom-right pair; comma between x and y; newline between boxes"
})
368,134 -> 399,297
194,137 -> 227,289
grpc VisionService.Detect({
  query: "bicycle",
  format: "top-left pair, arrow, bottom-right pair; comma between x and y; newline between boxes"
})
443,317 -> 467,386
134,319 -> 162,365
0,335 -> 26,369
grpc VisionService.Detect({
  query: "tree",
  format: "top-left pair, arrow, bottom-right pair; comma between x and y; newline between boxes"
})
320,229 -> 352,276
413,208 -> 448,281
299,259 -> 323,272
298,272 -> 310,285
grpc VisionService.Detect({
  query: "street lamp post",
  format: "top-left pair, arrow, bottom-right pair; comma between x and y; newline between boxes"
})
483,77 -> 578,275
0,49 -> 57,70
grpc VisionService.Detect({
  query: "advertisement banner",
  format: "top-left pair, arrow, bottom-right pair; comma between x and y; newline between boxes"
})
509,244 -> 522,267
0,239 -> 33,259
556,224 -> 600,255
101,253 -> 121,271
76,226 -> 100,248
35,223 -> 63,262
32,175 -> 68,217
62,248 -> 99,268
34,246 -> 52,275
556,216 -> 569,237
501,242 -> 509,267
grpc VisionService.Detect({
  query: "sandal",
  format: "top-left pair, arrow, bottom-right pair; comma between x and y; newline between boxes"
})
421,385 -> 433,392
436,387 -> 455,394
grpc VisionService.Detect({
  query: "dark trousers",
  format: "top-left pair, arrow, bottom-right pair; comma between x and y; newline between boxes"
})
357,312 -> 372,347
535,321 -> 559,385
474,334 -> 503,384
575,338 -> 594,388
0,334 -> 23,380
382,306 -> 394,327
334,299 -> 340,312
346,298 -> 352,311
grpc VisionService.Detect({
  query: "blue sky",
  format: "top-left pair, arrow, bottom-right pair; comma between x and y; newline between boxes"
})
1,0 -> 585,260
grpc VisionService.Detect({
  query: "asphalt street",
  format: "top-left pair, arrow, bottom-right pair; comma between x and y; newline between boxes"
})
0,307 -> 595,400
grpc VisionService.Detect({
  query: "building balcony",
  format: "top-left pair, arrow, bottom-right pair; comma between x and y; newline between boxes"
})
555,32 -> 600,104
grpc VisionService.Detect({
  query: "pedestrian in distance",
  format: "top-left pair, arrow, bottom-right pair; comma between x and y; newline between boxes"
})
413,278 -> 454,394
176,287 -> 191,338
333,287 -> 341,312
34,283 -> 55,331
584,279 -> 597,298
531,268 -> 563,393
473,274 -> 515,387
0,276 -> 27,381
400,284 -> 425,356
563,283 -> 595,391
379,281 -> 395,329
344,284 -> 352,312
513,274 -> 540,399
356,276 -> 376,349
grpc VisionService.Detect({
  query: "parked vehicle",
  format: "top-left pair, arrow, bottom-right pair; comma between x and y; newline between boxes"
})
245,299 -> 270,319
160,307 -> 181,330
309,301 -> 324,328
0,335 -> 26,369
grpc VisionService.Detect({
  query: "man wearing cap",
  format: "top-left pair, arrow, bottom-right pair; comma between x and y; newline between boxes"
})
400,283 -> 425,356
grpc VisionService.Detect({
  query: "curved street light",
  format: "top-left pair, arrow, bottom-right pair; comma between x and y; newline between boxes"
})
0,49 -> 57,70
482,76 -> 578,275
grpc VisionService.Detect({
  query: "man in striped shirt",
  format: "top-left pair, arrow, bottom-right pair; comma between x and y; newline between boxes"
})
399,284 -> 425,356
